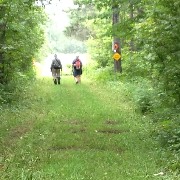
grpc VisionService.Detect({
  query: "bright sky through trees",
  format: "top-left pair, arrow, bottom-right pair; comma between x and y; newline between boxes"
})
38,0 -> 88,77
45,0 -> 74,30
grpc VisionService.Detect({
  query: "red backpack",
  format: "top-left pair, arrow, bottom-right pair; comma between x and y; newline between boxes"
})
75,59 -> 81,69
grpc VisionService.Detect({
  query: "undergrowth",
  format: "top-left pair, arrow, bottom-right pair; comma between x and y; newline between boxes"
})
86,66 -> 180,177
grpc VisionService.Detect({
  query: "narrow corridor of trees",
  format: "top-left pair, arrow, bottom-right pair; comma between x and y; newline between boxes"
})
0,0 -> 179,176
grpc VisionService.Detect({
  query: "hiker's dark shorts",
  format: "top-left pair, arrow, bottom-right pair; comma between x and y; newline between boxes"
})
73,69 -> 82,77
52,68 -> 60,78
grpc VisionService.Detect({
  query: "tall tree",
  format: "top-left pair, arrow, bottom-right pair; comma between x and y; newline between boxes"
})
0,0 -> 46,84
112,0 -> 122,72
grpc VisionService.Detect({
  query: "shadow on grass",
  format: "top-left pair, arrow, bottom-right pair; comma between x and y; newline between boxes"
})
48,145 -> 124,154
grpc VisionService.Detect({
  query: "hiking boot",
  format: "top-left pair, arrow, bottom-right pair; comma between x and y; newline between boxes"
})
58,77 -> 60,84
54,79 -> 57,85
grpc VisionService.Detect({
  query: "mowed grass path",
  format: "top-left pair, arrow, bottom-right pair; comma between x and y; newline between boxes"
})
0,76 -> 162,180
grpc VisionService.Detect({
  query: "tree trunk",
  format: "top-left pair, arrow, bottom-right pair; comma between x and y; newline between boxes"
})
129,2 -> 135,51
112,1 -> 122,73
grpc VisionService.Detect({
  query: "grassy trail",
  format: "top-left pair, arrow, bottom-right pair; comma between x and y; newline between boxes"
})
0,76 -> 162,180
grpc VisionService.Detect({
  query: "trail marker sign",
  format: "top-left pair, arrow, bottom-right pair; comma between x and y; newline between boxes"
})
114,43 -> 119,50
113,53 -> 121,61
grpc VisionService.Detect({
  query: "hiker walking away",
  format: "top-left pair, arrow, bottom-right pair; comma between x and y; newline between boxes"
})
72,55 -> 82,84
50,54 -> 62,85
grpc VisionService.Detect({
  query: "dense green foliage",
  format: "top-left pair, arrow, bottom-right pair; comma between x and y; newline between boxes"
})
0,0 -> 47,103
0,0 -> 179,177
65,0 -> 180,174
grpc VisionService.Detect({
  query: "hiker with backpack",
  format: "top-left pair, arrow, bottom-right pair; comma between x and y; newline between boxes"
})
72,55 -> 82,84
50,54 -> 62,85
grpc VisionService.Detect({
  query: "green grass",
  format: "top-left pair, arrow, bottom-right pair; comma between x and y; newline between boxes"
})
0,76 -> 171,179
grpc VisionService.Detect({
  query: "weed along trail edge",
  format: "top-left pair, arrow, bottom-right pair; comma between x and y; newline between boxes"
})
0,76 -> 162,180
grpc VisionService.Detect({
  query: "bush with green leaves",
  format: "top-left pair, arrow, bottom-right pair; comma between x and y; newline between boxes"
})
0,0 -> 46,104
